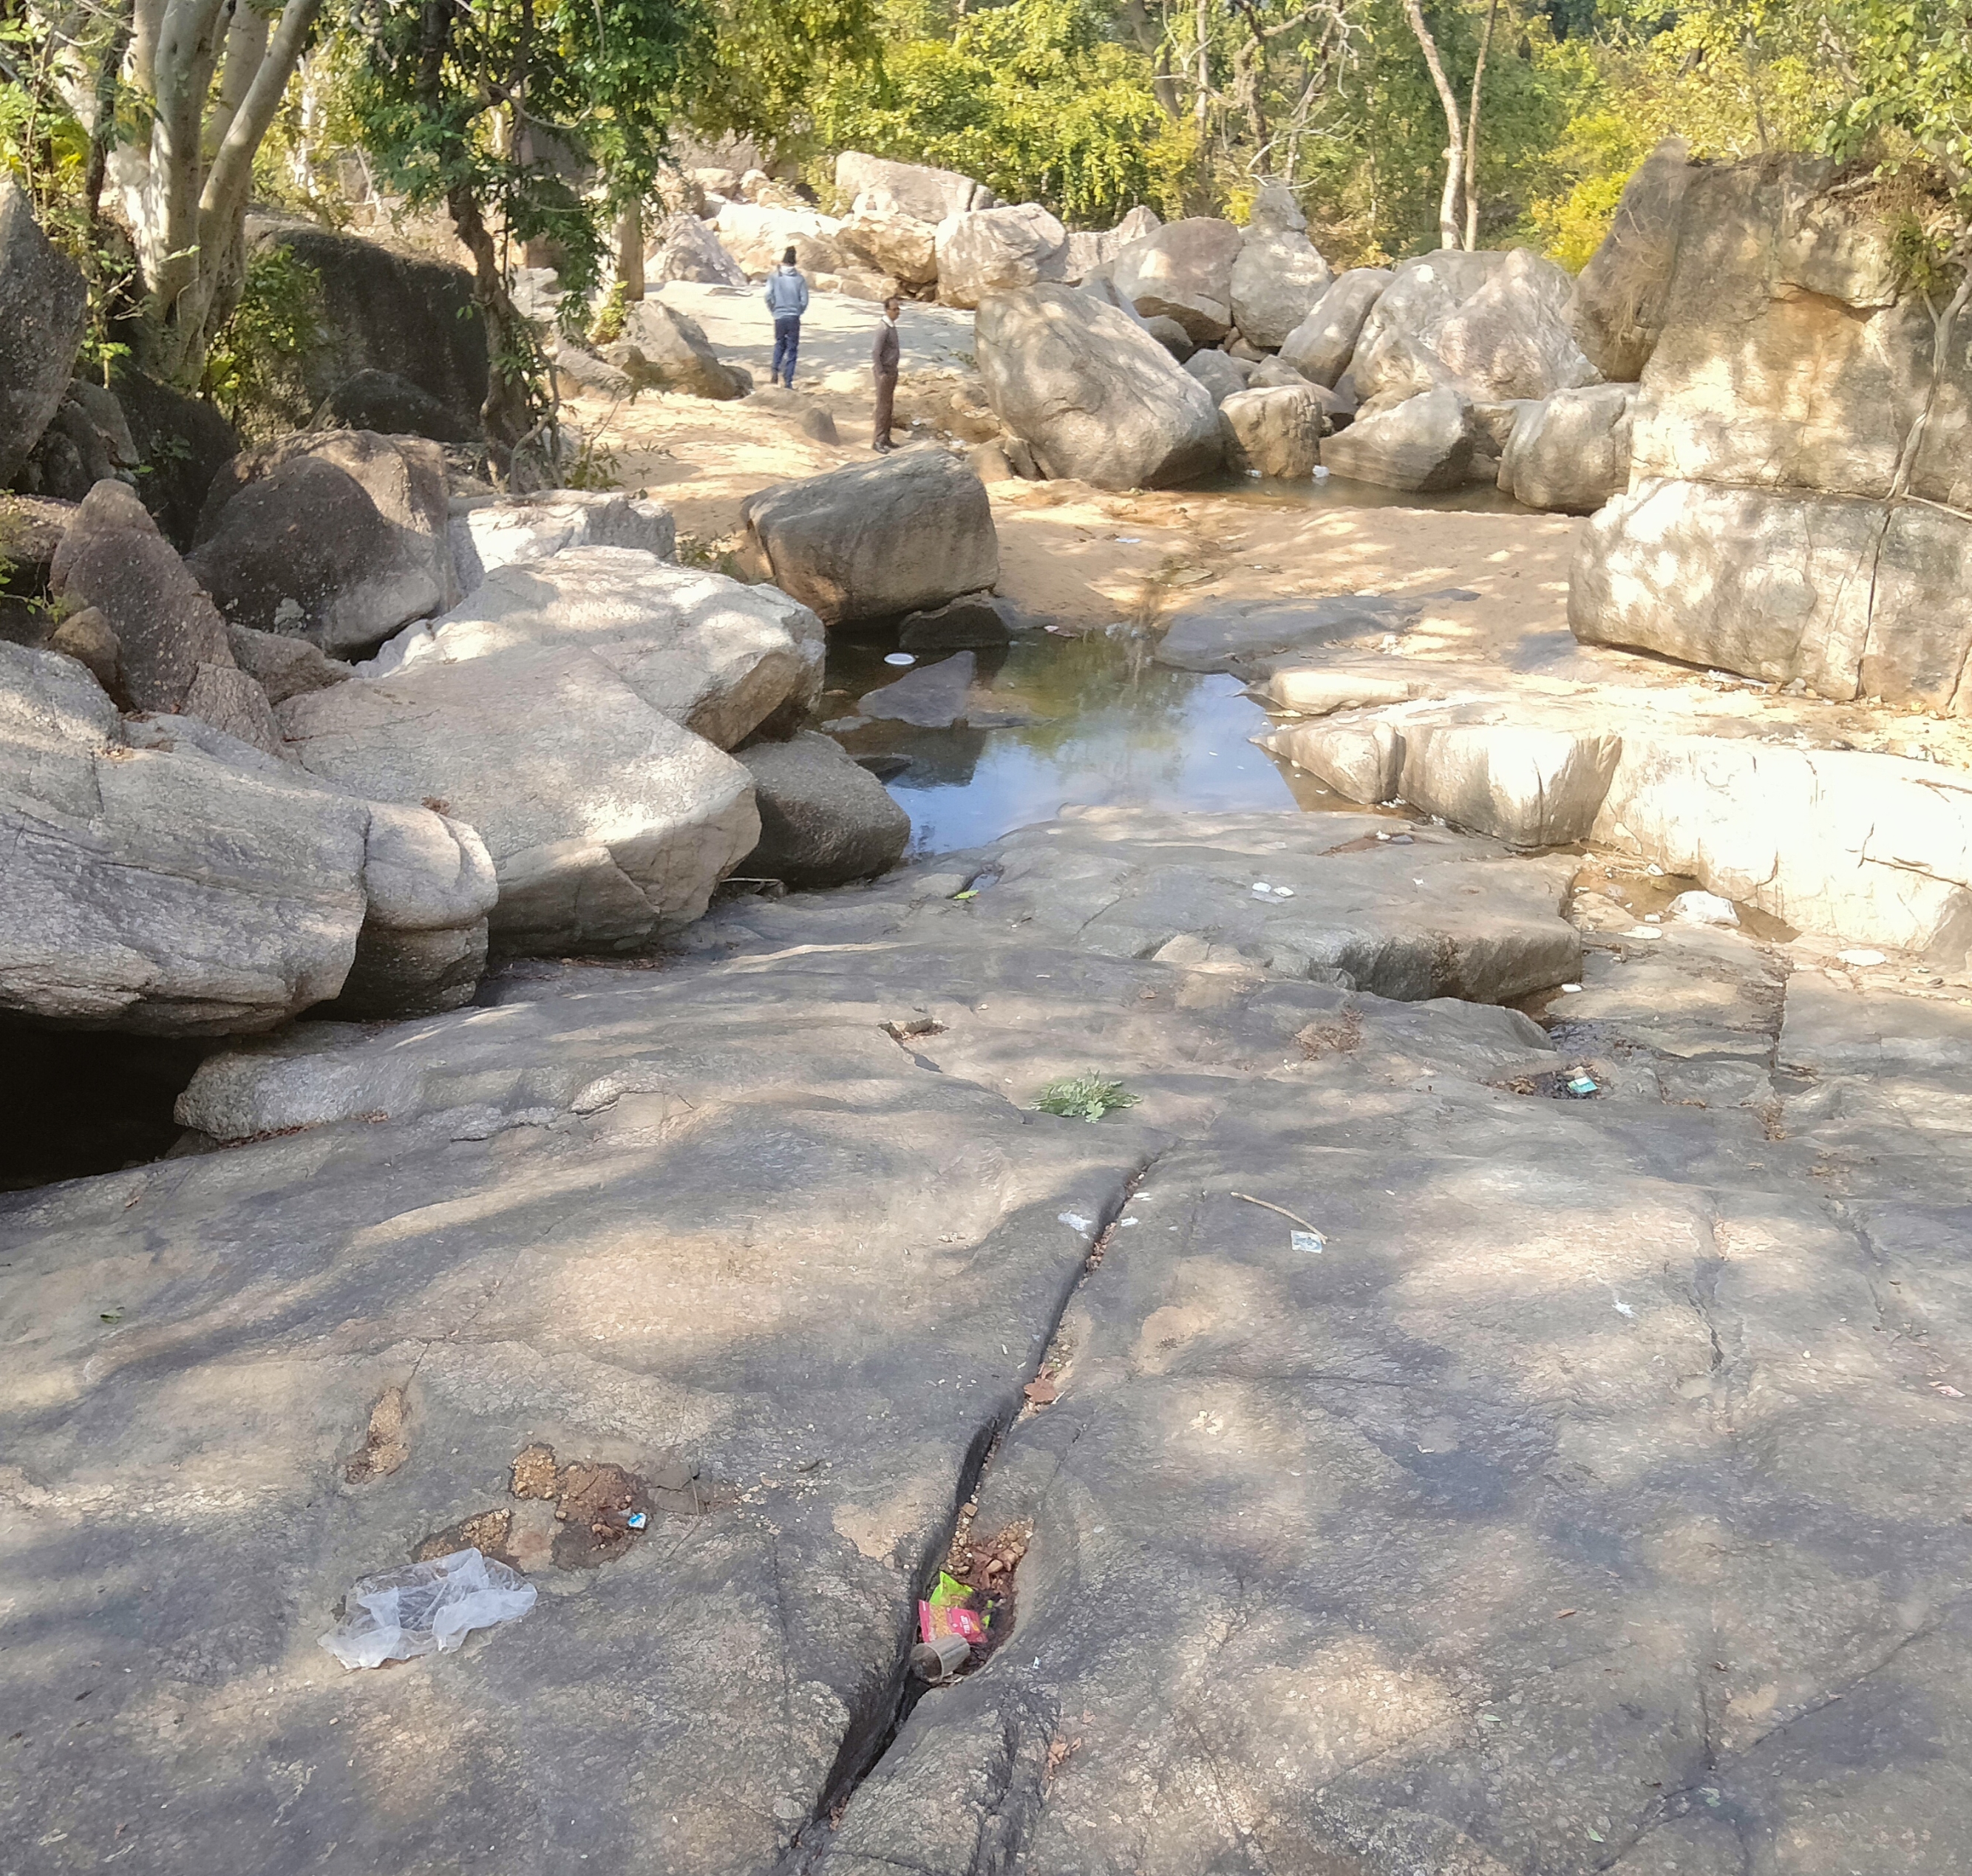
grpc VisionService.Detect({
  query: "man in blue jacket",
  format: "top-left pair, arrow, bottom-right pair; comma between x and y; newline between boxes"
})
763,247 -> 809,390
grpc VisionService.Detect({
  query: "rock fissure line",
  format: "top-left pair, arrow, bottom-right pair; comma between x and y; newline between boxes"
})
781,1151 -> 1161,1865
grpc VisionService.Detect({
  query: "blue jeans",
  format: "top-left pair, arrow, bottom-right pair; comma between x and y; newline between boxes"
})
771,315 -> 801,387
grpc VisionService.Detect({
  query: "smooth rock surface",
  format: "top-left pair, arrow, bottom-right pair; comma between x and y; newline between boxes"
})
1106,219 -> 1245,344
976,285 -> 1225,489
737,730 -> 911,886
739,449 -> 999,627
449,489 -> 676,597
649,211 -> 749,287
0,175 -> 89,486
1228,220 -> 1333,350
1279,267 -> 1392,387
190,430 -> 455,658
1183,348 -> 1253,405
1498,381 -> 1636,513
615,298 -> 748,398
934,204 -> 1069,310
837,151 -> 993,224
1219,384 -> 1327,480
1319,387 -> 1479,493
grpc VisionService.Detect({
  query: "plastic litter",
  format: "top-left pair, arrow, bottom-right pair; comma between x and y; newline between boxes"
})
911,1633 -> 971,1679
914,1571 -> 990,1679
1290,1230 -> 1325,1254
1838,948 -> 1887,967
883,652 -> 916,666
625,1510 -> 648,1532
318,1547 -> 537,1671
1565,1069 -> 1599,1098
1311,465 -> 1330,480
1560,982 -> 1582,993
1667,889 -> 1738,927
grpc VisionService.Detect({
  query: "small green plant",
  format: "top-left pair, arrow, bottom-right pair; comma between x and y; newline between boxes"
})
202,247 -> 323,434
1034,1073 -> 1140,1124
589,280 -> 631,347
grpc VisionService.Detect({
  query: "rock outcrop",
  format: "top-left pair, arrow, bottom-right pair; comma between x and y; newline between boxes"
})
835,151 -> 993,223
0,177 -> 88,488
1565,137 -> 1694,382
837,208 -> 939,288
976,284 -> 1225,489
1279,268 -> 1392,386
738,449 -> 999,626
1220,384 -> 1327,480
613,299 -> 749,399
1319,387 -> 1478,492
449,489 -> 676,597
0,637 -> 493,1031
1569,155 -> 1972,710
648,211 -> 749,287
188,429 -> 456,658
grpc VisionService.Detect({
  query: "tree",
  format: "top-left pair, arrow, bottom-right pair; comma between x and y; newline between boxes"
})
1399,0 -> 1466,245
103,0 -> 327,383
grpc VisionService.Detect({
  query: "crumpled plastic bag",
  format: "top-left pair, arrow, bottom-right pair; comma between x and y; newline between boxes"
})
319,1547 -> 537,1671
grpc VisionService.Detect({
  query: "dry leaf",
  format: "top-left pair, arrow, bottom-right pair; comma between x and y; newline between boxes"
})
1024,1378 -> 1058,1405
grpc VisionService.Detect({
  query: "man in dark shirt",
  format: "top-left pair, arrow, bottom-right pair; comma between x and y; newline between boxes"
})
871,297 -> 901,452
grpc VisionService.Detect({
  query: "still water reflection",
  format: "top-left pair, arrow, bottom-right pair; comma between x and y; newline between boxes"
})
822,626 -> 1345,857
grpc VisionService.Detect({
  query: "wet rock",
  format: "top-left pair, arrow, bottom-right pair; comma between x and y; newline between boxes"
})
1565,135 -> 1693,381
449,488 -> 676,597
1278,268 -> 1392,387
976,284 -> 1225,489
0,176 -> 87,488
897,592 -> 1013,651
1157,591 -> 1439,672
738,730 -> 911,887
1106,217 -> 1244,344
1497,381 -> 1636,513
934,203 -> 1070,310
739,449 -> 999,628
51,479 -> 237,713
189,429 -> 455,658
860,650 -> 976,728
371,547 -> 822,751
314,367 -> 473,444
648,211 -> 749,287
1220,384 -> 1327,480
1260,670 -> 1427,714
1319,387 -> 1480,492
613,299 -> 748,399
1183,348 -> 1254,406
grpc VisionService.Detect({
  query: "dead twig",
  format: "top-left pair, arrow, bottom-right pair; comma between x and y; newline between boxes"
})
1230,1192 -> 1323,1234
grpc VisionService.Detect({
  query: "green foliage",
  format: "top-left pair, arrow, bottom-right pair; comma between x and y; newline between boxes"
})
807,0 -> 1192,225
202,248 -> 324,436
591,281 -> 633,346
1034,1072 -> 1142,1123
1820,0 -> 1972,217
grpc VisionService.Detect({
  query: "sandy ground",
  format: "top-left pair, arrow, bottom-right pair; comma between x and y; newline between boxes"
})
571,282 -> 1971,769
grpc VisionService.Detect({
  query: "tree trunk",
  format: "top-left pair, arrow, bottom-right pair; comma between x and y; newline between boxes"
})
615,203 -> 645,302
1400,0 -> 1464,250
448,180 -> 543,468
1462,0 -> 1498,251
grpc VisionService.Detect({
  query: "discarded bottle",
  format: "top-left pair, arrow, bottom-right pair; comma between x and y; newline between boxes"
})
911,1634 -> 972,1680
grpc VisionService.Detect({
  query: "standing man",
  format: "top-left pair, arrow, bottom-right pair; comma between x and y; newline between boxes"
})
764,245 -> 808,390
871,296 -> 902,452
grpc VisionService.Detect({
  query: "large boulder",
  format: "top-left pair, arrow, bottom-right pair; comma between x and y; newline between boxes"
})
648,211 -> 749,287
1107,218 -> 1246,344
1220,384 -> 1327,480
612,298 -> 747,399
369,548 -> 824,750
1497,382 -> 1636,513
279,636 -> 758,955
0,637 -> 493,1032
975,283 -> 1225,489
247,220 -> 487,438
835,152 -> 993,224
837,208 -> 939,288
1398,720 -> 1624,846
1279,268 -> 1392,387
449,489 -> 676,597
738,449 -> 999,627
1568,155 -> 1972,707
736,730 -> 911,886
933,204 -> 1070,309
0,177 -> 88,488
50,480 -> 237,716
188,429 -> 455,658
1571,477 -> 1972,710
1319,387 -> 1479,492
1228,183 -> 1333,349
1566,137 -> 1695,382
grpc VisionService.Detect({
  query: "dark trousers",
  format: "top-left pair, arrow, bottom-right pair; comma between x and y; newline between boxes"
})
872,367 -> 897,448
771,316 -> 800,387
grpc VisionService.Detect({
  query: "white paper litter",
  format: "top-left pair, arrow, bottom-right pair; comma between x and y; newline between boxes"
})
319,1548 -> 537,1671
